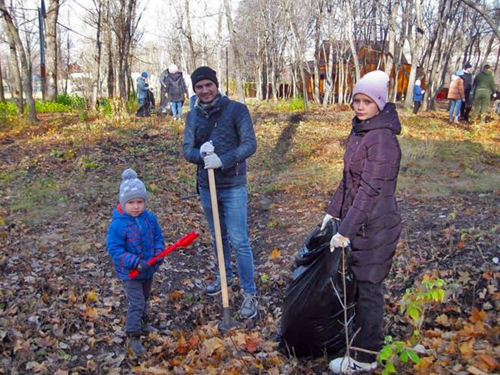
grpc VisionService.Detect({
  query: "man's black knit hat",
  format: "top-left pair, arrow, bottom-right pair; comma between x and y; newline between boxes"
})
191,66 -> 218,90
464,62 -> 472,69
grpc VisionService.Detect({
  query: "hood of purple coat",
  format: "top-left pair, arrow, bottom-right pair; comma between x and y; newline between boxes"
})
352,103 -> 401,135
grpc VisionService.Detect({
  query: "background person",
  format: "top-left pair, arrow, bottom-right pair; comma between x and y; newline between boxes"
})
473,64 -> 497,123
164,64 -> 189,120
413,79 -> 425,114
460,62 -> 473,122
136,72 -> 149,108
321,71 -> 402,374
448,70 -> 465,124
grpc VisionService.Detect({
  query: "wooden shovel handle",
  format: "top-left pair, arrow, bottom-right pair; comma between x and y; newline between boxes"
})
207,168 -> 230,308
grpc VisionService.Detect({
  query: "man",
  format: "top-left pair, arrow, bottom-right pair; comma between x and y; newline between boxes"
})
460,62 -> 473,122
183,66 -> 258,319
473,64 -> 497,123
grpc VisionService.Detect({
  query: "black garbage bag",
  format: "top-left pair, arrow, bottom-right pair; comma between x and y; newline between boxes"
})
279,219 -> 357,357
136,90 -> 155,117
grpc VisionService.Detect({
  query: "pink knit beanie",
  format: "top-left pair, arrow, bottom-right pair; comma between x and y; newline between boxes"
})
352,70 -> 390,110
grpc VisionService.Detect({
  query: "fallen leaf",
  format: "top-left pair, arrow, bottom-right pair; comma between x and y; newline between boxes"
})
270,248 -> 281,260
459,340 -> 474,359
466,365 -> 489,375
436,314 -> 450,327
170,290 -> 184,300
478,354 -> 499,370
470,308 -> 487,323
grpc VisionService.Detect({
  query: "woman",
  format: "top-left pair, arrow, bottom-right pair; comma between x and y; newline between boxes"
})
321,71 -> 402,374
448,70 -> 465,124
164,64 -> 189,120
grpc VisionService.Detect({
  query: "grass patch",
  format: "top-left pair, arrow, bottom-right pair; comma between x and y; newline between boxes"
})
10,177 -> 68,224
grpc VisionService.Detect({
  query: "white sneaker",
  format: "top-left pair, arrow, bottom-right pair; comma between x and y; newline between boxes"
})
329,356 -> 377,373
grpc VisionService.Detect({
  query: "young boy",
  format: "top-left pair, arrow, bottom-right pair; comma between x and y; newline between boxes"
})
106,168 -> 165,354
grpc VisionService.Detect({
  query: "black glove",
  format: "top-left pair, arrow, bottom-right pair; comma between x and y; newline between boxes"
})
137,260 -> 151,274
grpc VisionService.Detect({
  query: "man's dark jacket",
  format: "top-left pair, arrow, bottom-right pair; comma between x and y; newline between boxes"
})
183,95 -> 257,189
461,72 -> 473,99
326,103 -> 402,284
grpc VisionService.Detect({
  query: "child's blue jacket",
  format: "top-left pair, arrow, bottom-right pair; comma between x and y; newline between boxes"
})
106,205 -> 165,280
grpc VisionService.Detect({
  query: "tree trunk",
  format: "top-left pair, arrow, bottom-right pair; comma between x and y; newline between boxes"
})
7,36 -> 23,113
92,0 -> 104,108
0,0 -> 38,123
385,0 -> 400,78
323,1 -> 335,107
345,0 -> 360,81
404,0 -> 424,109
0,54 -> 5,102
313,0 -> 323,103
224,0 -> 245,103
184,0 -> 196,72
45,0 -> 59,101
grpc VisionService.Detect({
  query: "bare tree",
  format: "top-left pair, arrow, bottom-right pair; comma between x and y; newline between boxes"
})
404,0 -> 424,109
459,0 -> 500,41
224,0 -> 245,102
45,0 -> 59,101
0,0 -> 38,123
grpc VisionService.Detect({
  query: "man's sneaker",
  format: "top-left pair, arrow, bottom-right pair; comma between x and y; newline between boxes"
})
129,337 -> 146,355
204,276 -> 234,295
329,356 -> 377,374
241,293 -> 258,319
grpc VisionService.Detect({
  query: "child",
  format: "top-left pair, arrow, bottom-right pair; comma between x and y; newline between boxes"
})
412,79 -> 425,114
106,169 -> 165,355
321,71 -> 402,373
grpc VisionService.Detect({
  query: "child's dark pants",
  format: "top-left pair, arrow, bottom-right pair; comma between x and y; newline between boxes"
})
352,280 -> 384,363
123,278 -> 153,335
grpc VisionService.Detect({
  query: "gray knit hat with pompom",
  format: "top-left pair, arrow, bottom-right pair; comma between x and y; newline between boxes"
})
119,169 -> 148,207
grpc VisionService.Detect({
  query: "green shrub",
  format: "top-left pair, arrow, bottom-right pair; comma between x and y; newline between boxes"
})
96,98 -> 114,116
0,102 -> 18,123
56,94 -> 87,110
35,101 -> 73,113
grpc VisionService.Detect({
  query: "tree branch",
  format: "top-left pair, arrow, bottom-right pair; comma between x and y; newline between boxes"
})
459,0 -> 500,41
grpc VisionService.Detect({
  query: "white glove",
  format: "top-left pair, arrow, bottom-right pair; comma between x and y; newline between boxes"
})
421,90 -> 425,94
320,214 -> 340,230
200,141 -> 214,158
204,153 -> 223,169
330,233 -> 350,251
493,93 -> 497,99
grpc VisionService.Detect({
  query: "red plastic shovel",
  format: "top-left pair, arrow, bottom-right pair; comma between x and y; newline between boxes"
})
128,232 -> 199,279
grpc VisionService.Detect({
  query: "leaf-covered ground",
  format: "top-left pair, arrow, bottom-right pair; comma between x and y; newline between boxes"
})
0,106 -> 499,374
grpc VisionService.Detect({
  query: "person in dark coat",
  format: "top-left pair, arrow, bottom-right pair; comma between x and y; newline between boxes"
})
322,70 -> 402,374
164,64 -> 189,120
460,62 -> 473,122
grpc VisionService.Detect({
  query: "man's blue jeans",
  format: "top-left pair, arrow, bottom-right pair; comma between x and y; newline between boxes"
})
199,186 -> 257,294
171,101 -> 183,119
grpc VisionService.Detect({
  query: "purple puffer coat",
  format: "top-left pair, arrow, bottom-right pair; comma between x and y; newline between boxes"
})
326,103 -> 402,284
